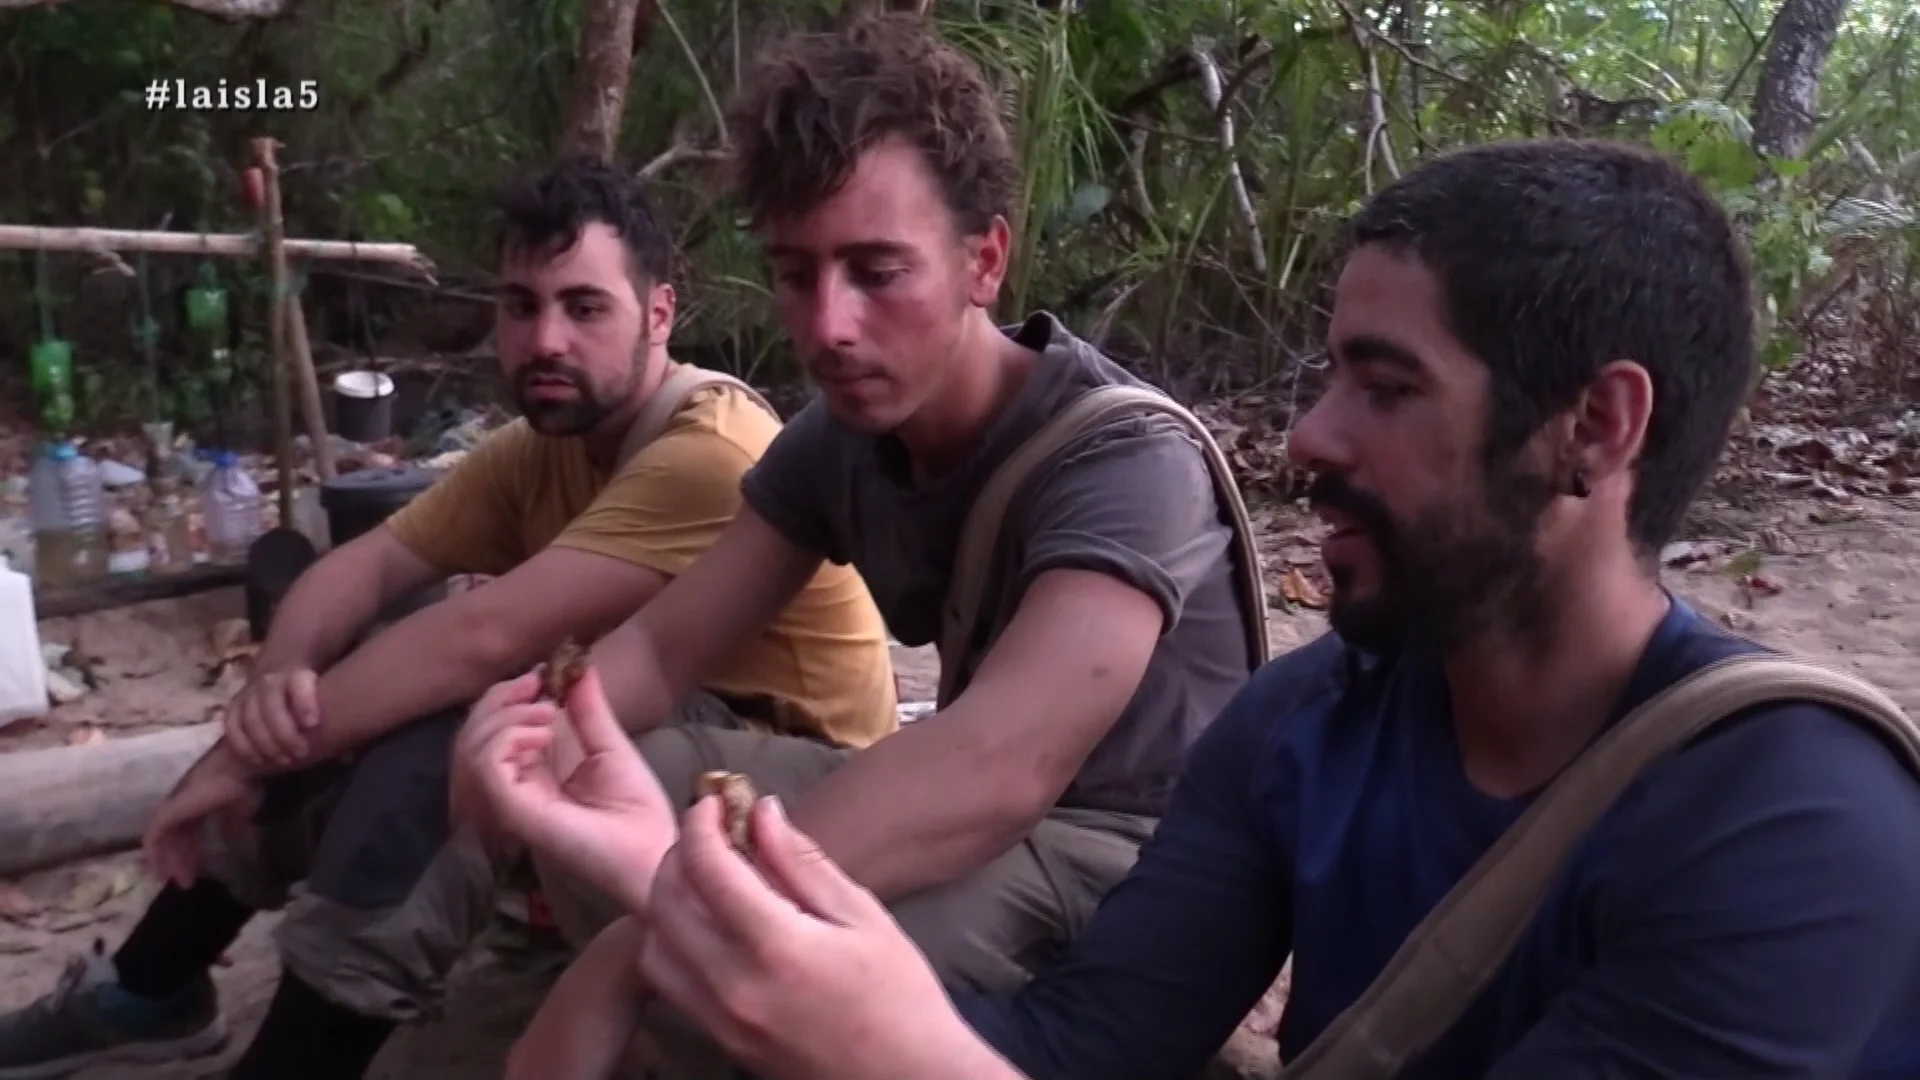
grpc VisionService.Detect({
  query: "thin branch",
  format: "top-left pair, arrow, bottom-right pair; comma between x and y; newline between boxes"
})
1188,44 -> 1267,276
1338,1 -> 1401,190
1126,125 -> 1156,221
1214,41 -> 1276,128
657,0 -> 730,145
637,142 -> 729,182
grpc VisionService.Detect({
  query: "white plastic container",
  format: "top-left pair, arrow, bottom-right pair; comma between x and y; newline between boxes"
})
0,555 -> 49,730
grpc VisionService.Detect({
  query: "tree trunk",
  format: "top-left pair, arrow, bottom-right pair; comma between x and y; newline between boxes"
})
1750,0 -> 1850,160
559,0 -> 647,161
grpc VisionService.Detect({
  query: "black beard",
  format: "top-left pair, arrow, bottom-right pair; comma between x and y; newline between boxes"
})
512,347 -> 645,437
1312,462 -> 1558,656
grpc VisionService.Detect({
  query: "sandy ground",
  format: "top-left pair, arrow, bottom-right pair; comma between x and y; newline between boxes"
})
4,495 -> 1919,1078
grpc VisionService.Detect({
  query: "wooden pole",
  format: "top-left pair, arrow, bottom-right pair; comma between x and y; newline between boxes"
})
285,299 -> 335,481
0,225 -> 434,279
254,137 -> 298,527
0,724 -> 220,878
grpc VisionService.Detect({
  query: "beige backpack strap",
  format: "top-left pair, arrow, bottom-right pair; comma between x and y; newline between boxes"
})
936,384 -> 1271,708
616,364 -> 778,469
1280,653 -> 1920,1080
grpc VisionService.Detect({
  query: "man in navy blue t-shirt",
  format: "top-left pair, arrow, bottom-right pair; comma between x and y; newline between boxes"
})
461,138 -> 1920,1080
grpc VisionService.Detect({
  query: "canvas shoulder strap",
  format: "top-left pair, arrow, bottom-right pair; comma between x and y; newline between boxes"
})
936,383 -> 1272,708
1280,653 -> 1920,1080
616,364 -> 778,470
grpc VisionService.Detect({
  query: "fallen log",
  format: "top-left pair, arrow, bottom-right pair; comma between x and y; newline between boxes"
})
34,562 -> 245,619
0,723 -> 220,878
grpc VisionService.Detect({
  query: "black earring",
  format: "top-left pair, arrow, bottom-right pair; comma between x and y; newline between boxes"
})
1568,469 -> 1591,499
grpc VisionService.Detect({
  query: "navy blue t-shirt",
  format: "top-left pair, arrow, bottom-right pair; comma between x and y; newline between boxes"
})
959,597 -> 1920,1078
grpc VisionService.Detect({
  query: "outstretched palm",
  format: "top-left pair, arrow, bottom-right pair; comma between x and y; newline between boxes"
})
456,665 -> 677,914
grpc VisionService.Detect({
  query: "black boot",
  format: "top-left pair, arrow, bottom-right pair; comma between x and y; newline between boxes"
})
112,877 -> 255,997
226,972 -> 396,1080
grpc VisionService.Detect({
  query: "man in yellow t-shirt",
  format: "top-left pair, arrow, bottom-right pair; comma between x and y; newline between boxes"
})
0,158 -> 894,1080
383,376 -> 894,746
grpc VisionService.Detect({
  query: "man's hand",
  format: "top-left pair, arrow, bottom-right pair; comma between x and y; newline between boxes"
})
640,796 -> 1024,1080
142,743 -> 261,889
222,668 -> 322,770
453,665 -> 678,915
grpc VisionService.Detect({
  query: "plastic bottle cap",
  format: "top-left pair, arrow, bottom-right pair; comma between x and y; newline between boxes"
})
46,441 -> 77,462
213,450 -> 240,468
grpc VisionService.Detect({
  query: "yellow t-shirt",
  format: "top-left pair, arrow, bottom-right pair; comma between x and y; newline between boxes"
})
384,382 -> 898,748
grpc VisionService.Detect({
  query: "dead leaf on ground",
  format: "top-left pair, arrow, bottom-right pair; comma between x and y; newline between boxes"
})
44,910 -> 110,933
203,656 -> 252,693
63,867 -> 137,912
209,618 -> 252,657
0,881 -> 38,922
1723,549 -> 1763,579
1282,567 -> 1328,610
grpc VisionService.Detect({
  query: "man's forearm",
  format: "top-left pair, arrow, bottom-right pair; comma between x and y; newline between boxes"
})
255,558 -> 390,674
922,1026 -> 1030,1080
510,917 -> 653,1080
590,620 -> 682,733
260,597 -> 526,771
789,717 -> 1046,900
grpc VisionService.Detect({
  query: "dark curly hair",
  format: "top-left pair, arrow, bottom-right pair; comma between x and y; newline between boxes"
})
726,14 -> 1020,235
1349,138 -> 1755,555
492,155 -> 673,287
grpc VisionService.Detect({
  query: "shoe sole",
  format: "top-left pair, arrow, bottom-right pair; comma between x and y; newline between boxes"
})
0,1016 -> 229,1080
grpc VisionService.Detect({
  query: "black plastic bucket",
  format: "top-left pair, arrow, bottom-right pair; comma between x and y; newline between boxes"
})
333,371 -> 396,443
319,464 -> 449,621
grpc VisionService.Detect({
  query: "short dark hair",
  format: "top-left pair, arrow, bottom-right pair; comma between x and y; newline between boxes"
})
493,155 -> 672,286
726,14 -> 1019,234
1349,138 -> 1755,554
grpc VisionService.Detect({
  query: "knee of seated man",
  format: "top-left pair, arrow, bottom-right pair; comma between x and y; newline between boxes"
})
888,872 -> 1056,995
633,724 -> 706,810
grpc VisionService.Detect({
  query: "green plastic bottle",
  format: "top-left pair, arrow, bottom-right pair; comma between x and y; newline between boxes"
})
185,265 -> 229,339
29,336 -> 73,435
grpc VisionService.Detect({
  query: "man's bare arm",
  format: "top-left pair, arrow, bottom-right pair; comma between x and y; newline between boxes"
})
591,507 -> 824,730
254,526 -> 442,673
790,567 -> 1163,899
266,541 -> 672,768
507,916 -> 653,1080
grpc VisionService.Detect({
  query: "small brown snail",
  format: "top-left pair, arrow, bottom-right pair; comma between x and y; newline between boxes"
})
541,637 -> 589,703
696,770 -> 758,852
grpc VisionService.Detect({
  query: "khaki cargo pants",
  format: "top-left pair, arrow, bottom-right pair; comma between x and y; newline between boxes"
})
197,692 -> 752,1023
535,723 -> 1157,1079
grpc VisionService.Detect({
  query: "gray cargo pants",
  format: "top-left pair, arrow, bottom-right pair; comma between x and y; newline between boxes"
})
534,724 -> 1157,1079
198,692 -> 753,1023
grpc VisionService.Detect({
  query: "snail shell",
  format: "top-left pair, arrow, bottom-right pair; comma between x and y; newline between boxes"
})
696,770 -> 758,852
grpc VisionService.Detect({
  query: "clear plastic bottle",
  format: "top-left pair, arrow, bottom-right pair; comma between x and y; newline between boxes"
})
199,450 -> 263,561
27,440 -> 107,589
